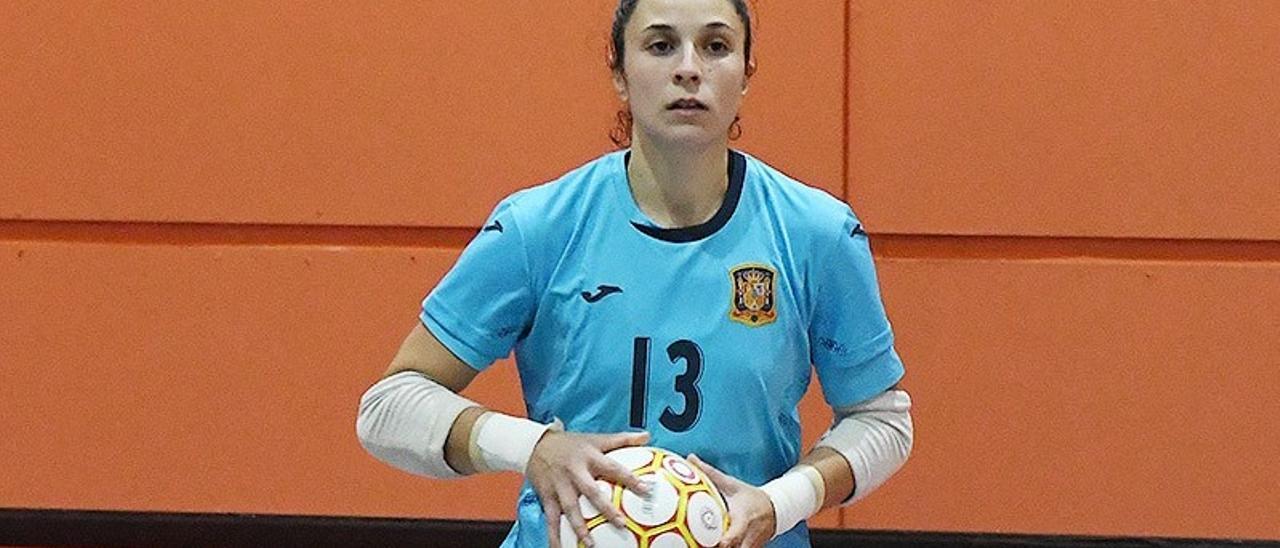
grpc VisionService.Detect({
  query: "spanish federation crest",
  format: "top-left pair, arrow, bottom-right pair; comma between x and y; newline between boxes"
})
729,263 -> 777,327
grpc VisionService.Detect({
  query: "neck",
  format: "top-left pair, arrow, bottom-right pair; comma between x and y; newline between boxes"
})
626,137 -> 729,229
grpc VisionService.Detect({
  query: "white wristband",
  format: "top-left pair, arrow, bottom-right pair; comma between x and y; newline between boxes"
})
469,411 -> 557,474
760,464 -> 825,537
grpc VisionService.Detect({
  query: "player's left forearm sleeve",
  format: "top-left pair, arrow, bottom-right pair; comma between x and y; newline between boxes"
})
814,389 -> 914,505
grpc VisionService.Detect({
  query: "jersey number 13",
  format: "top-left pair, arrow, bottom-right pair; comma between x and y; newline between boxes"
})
630,337 -> 703,432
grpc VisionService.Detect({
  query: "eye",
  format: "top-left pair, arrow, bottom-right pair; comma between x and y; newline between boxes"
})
706,40 -> 730,55
646,40 -> 673,54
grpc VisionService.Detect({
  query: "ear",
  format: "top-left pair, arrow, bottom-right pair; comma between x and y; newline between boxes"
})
612,71 -> 629,102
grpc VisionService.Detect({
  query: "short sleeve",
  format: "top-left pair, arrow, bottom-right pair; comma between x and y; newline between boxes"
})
809,211 -> 905,408
420,199 -> 536,371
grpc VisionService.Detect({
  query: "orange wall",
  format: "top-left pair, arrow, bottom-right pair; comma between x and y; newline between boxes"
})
1,1 -> 1277,541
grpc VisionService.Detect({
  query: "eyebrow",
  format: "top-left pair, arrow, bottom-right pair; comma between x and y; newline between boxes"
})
642,21 -> 736,33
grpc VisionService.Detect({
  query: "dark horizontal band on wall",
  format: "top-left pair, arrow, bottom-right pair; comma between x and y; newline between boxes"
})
872,234 -> 1280,263
0,219 -> 479,249
2,219 -> 1278,263
0,508 -> 1268,548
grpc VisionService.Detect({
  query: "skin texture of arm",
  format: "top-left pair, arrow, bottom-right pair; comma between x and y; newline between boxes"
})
801,446 -> 856,507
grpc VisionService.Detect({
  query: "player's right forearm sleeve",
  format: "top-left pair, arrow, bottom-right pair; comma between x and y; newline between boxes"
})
355,371 -> 478,479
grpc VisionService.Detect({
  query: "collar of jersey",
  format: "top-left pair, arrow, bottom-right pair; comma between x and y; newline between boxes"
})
618,149 -> 746,243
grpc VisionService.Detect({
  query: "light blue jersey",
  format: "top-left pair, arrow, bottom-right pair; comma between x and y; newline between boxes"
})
422,150 -> 904,548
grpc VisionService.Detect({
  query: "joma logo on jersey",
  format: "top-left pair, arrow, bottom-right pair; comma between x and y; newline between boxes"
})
729,264 -> 777,327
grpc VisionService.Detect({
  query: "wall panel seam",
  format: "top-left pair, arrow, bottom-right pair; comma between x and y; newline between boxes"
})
4,221 -> 1278,263
0,220 -> 474,249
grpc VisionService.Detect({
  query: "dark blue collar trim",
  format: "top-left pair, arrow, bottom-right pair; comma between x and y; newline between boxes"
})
624,150 -> 746,243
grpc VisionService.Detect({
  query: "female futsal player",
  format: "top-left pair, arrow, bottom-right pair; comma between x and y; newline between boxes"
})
357,1 -> 913,546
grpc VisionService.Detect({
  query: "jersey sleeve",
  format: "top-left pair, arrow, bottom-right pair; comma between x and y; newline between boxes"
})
420,199 -> 536,372
809,211 -> 905,408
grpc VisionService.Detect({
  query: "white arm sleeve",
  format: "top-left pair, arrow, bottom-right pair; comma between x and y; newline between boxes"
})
814,389 -> 914,505
355,370 -> 479,479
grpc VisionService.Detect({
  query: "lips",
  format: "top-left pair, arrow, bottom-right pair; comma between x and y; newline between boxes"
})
667,98 -> 708,110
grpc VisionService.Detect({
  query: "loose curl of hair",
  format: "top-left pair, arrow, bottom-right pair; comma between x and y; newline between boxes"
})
607,0 -> 756,148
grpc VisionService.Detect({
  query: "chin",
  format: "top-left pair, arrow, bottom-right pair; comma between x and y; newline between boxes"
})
639,124 -> 726,150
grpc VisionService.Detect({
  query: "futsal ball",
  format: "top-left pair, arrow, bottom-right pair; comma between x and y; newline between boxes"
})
559,446 -> 730,548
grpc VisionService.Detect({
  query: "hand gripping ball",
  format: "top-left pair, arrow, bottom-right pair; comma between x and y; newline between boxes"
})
559,446 -> 730,548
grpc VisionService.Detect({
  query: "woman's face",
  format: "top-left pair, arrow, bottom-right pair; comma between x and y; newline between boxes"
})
614,0 -> 749,149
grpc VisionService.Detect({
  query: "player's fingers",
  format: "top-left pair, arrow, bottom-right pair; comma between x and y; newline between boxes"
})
574,475 -> 625,528
715,506 -> 747,547
594,457 -> 650,495
557,483 -> 595,548
689,454 -> 739,492
594,430 -> 650,452
542,498 -> 563,548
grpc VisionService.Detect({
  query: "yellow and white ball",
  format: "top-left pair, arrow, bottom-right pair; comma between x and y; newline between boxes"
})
559,446 -> 729,548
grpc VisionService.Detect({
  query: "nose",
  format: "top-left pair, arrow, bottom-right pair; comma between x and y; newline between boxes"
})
673,47 -> 702,86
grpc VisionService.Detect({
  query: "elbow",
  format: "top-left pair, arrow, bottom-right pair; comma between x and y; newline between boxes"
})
896,410 -> 914,464
354,383 -> 392,462
352,371 -> 471,479
353,378 -> 420,470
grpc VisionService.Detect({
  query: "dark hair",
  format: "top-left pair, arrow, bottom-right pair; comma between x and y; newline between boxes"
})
607,0 -> 755,147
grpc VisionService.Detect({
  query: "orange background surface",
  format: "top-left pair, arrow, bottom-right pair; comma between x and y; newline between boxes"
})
2,0 -> 1277,541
